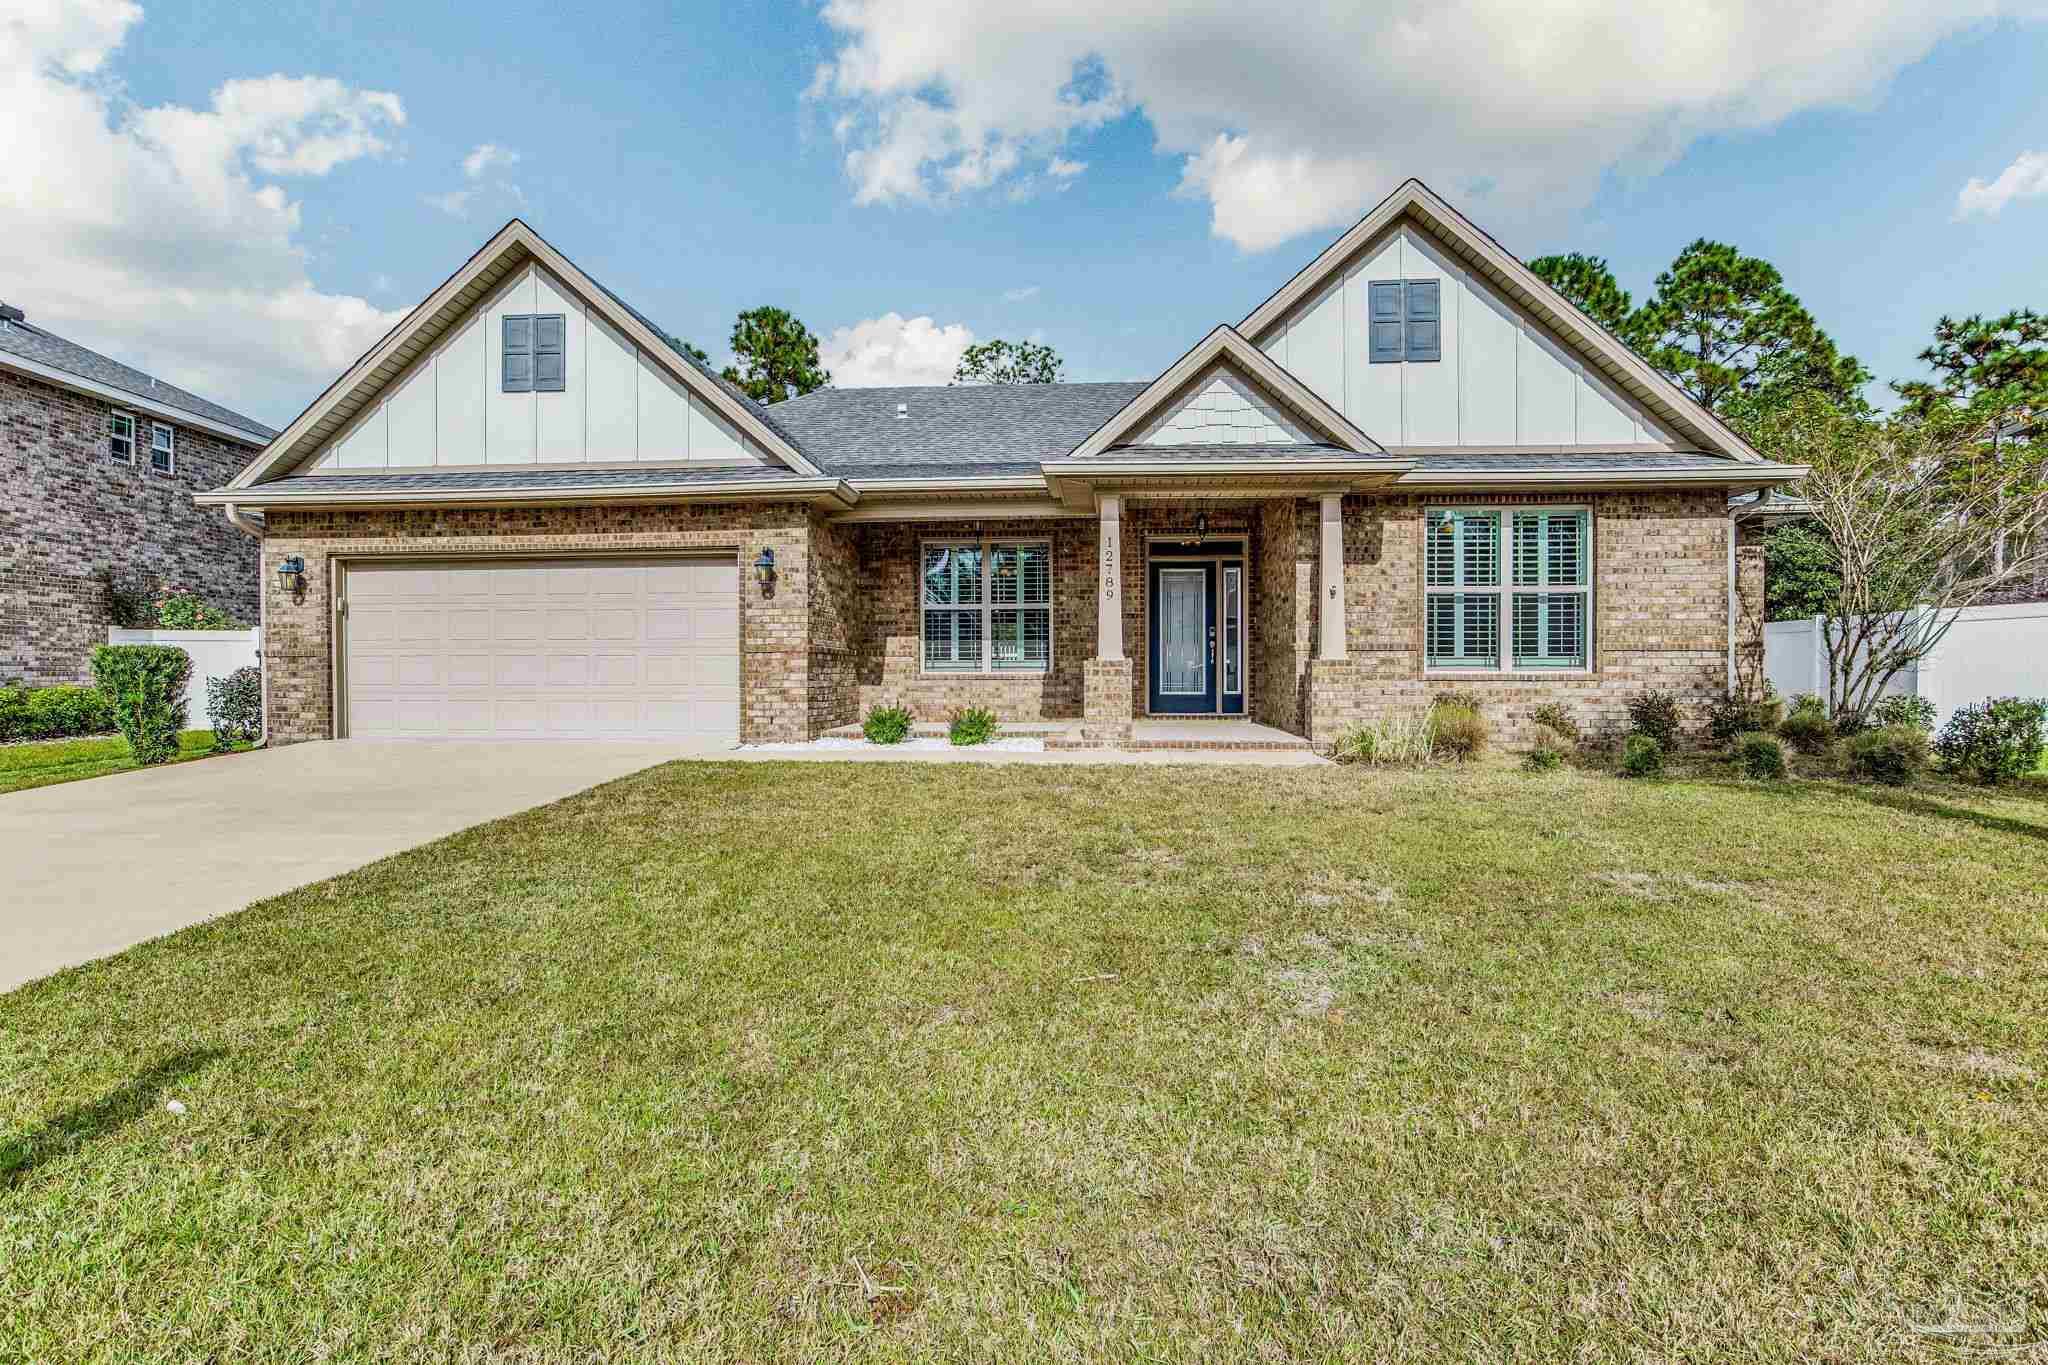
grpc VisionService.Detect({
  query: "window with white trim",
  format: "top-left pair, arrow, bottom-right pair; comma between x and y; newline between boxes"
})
922,539 -> 1051,673
149,422 -> 175,474
109,411 -> 134,463
1426,508 -> 1590,671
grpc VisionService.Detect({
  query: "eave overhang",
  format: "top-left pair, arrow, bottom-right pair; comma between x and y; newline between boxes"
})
1042,456 -> 1418,509
194,477 -> 858,512
1391,463 -> 1809,492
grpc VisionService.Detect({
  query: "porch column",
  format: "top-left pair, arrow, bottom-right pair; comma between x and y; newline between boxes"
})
1097,494 -> 1124,661
1318,493 -> 1346,660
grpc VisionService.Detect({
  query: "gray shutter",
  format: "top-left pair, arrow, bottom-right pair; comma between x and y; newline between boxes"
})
502,315 -> 533,392
533,314 -> 565,392
1405,281 -> 1440,362
1368,281 -> 1405,364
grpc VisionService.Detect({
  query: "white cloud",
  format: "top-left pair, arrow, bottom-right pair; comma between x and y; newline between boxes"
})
811,0 -> 2048,250
1956,150 -> 2048,219
423,188 -> 474,217
461,141 -> 519,179
0,0 -> 408,423
819,312 -> 974,386
1001,284 -> 1040,303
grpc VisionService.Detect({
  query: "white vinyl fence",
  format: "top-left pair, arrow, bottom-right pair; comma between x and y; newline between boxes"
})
106,628 -> 260,730
1762,601 -> 2048,725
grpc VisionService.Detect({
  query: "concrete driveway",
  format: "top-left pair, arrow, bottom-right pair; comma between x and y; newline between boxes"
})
1,740 -> 707,993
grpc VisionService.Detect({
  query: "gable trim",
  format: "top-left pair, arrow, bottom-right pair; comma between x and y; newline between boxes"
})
1064,324 -> 1383,462
1237,179 -> 1767,464
227,221 -> 821,489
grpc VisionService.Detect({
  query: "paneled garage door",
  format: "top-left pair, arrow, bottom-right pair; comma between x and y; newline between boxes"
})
342,558 -> 740,741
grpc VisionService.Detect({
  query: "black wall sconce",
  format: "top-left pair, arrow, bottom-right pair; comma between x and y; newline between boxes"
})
753,547 -> 777,597
276,555 -> 306,599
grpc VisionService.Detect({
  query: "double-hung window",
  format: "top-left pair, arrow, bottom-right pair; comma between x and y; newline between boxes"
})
109,412 -> 135,463
922,539 -> 1051,673
1425,507 -> 1590,670
149,422 -> 175,474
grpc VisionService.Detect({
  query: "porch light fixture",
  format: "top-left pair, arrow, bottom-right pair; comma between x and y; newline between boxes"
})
1183,513 -> 1209,546
275,555 -> 305,596
753,547 -> 777,595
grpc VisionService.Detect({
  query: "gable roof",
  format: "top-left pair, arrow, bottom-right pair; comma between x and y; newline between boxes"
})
1237,178 -> 1767,464
1059,325 -> 1384,462
0,315 -> 274,444
226,220 -> 823,489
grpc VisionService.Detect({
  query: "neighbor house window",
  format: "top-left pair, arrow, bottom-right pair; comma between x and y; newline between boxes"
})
1426,507 -> 1590,670
502,314 -> 566,393
149,422 -> 175,474
922,539 -> 1051,673
109,411 -> 134,463
1368,279 -> 1441,363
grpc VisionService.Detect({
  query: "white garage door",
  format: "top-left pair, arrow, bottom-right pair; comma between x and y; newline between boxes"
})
342,558 -> 740,741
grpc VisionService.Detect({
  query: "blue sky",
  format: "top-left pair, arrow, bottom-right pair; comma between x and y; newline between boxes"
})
9,0 -> 2048,427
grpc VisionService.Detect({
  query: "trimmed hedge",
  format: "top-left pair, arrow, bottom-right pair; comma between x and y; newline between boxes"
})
0,683 -> 116,742
90,645 -> 192,765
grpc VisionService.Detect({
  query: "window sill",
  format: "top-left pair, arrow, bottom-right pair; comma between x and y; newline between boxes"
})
918,670 -> 1053,680
1424,670 -> 1596,681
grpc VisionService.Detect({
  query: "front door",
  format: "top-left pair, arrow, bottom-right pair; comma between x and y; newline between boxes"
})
1147,559 -> 1246,715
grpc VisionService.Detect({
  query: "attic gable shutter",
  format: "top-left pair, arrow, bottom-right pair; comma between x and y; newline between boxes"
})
502,315 -> 534,393
1368,281 -> 1405,364
533,314 -> 565,392
1404,280 -> 1440,362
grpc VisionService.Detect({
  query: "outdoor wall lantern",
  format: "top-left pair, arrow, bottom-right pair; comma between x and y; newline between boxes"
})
753,547 -> 777,596
1182,513 -> 1209,546
276,555 -> 306,597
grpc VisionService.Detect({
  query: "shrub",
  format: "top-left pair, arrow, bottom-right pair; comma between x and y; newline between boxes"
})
99,567 -> 164,629
861,705 -> 912,745
1627,690 -> 1682,747
1428,701 -> 1487,761
154,589 -> 240,631
1735,732 -> 1786,780
1708,694 -> 1786,745
1871,693 -> 1937,733
0,682 -> 116,741
1523,733 -> 1566,772
1530,702 -> 1580,743
1330,710 -> 1435,767
948,707 -> 998,747
1832,707 -> 1870,739
1786,692 -> 1826,719
1847,725 -> 1929,786
206,666 -> 263,748
89,645 -> 191,765
1933,697 -> 2048,784
1619,733 -> 1664,778
1777,708 -> 1835,756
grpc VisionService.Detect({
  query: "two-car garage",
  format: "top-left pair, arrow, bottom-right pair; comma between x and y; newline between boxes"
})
340,557 -> 740,743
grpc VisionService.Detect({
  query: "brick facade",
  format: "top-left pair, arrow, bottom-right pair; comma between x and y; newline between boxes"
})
1,369 -> 260,684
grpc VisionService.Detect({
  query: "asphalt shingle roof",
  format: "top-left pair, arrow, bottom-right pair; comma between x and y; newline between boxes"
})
0,317 -> 275,440
771,383 -> 1148,472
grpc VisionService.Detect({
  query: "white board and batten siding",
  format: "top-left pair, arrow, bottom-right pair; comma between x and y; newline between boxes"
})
1256,226 -> 1675,448
312,264 -> 772,471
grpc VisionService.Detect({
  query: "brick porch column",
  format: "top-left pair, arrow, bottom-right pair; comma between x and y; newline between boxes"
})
1318,493 -> 1346,660
1083,494 -> 1133,745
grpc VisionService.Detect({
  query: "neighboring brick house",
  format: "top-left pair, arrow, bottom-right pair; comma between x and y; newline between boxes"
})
1,306 -> 273,685
200,180 -> 1804,750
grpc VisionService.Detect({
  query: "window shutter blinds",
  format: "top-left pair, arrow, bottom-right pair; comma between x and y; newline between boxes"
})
502,315 -> 534,392
1404,280 -> 1441,362
1368,281 -> 1405,363
533,314 -> 565,392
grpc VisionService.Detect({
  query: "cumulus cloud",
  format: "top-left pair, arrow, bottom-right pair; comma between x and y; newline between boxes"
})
1956,150 -> 2048,219
461,141 -> 519,179
810,0 -> 2048,250
0,0 -> 409,422
819,312 -> 974,386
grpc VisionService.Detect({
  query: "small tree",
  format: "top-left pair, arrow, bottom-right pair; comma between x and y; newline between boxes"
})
720,307 -> 829,404
1757,396 -> 2048,719
952,338 -> 1063,385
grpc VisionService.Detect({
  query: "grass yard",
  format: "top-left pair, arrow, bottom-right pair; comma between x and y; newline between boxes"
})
0,730 -> 230,795
2,760 -> 2044,1361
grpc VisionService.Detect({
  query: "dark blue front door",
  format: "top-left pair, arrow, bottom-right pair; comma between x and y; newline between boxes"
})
1149,561 -> 1218,714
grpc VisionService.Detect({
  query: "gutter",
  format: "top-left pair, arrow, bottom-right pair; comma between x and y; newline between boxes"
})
1392,464 -> 1809,489
194,477 -> 860,511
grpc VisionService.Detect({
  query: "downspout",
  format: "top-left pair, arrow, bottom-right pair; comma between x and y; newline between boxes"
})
1725,501 -> 1742,698
223,504 -> 270,748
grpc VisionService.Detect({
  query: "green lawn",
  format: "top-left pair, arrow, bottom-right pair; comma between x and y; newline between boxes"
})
0,730 -> 229,794
3,760 -> 2044,1361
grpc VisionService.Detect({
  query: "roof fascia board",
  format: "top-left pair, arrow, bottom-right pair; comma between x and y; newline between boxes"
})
195,477 -> 857,511
1236,179 -> 1768,465
1066,325 -> 1382,460
1393,464 -> 1808,489
0,352 -> 270,446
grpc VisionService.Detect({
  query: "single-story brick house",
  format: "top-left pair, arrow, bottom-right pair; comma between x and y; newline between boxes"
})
200,180 -> 1800,750
2,305 -> 273,685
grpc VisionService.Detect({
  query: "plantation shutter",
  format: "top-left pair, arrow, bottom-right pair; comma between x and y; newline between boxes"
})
1368,281 -> 1405,363
1425,511 -> 1500,667
502,315 -> 534,392
533,314 -> 566,392
1404,280 -> 1441,362
1510,511 -> 1589,668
